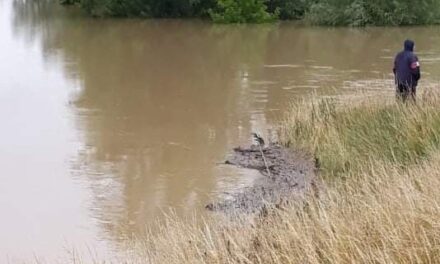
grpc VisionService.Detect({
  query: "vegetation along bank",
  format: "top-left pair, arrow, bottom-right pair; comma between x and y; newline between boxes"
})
103,90 -> 440,263
61,0 -> 440,25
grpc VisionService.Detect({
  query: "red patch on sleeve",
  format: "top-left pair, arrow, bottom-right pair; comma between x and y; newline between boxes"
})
411,61 -> 420,69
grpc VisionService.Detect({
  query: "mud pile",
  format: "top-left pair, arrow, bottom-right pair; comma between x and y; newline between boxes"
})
206,144 -> 317,214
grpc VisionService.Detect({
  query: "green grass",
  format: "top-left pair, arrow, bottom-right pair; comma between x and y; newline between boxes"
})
281,93 -> 440,178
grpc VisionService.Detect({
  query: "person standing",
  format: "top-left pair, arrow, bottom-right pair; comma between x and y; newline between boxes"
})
393,40 -> 421,101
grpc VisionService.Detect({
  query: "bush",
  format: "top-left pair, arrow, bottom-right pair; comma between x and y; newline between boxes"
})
209,0 -> 278,23
305,0 -> 440,26
60,0 -> 80,5
68,0 -> 217,18
60,0 -> 440,25
267,0 -> 312,20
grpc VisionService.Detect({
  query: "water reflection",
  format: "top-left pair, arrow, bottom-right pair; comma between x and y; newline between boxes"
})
7,0 -> 440,259
64,23 -> 281,240
11,0 -> 281,243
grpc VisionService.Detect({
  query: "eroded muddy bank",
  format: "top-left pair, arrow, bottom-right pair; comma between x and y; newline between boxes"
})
206,144 -> 317,214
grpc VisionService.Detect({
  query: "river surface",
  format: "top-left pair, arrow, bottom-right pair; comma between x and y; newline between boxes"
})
1,0 -> 440,261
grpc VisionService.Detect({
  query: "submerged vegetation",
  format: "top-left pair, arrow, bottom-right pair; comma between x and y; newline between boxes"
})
62,0 -> 440,25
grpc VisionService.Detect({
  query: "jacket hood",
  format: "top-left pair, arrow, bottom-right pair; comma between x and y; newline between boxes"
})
404,39 -> 415,52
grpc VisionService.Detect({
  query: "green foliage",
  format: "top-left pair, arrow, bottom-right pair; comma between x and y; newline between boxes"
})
68,0 -> 216,17
60,0 -> 80,5
267,0 -> 312,19
305,0 -> 440,26
209,0 -> 278,23
60,0 -> 440,25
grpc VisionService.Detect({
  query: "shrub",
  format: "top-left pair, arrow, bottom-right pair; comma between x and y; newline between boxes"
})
60,0 -> 440,25
209,0 -> 279,23
266,0 -> 312,19
305,0 -> 440,26
67,0 -> 216,18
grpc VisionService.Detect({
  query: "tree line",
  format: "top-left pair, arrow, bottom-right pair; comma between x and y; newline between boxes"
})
61,0 -> 440,25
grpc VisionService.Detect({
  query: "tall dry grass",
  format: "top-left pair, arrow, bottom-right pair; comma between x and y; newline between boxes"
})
134,155 -> 440,264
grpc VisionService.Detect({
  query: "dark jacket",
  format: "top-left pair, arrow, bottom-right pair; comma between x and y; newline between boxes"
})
393,40 -> 421,87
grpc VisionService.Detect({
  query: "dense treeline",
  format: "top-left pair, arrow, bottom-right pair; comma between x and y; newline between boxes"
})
62,0 -> 440,25
306,0 -> 440,26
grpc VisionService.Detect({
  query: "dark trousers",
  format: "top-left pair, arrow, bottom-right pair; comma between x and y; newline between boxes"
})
396,83 -> 416,102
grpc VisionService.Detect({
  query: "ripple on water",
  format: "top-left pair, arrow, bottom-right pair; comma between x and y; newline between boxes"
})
263,64 -> 302,69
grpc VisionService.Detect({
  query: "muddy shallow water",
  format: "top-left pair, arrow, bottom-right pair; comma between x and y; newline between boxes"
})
2,0 -> 440,261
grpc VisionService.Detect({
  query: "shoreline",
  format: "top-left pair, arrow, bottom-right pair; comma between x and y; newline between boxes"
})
206,143 -> 318,214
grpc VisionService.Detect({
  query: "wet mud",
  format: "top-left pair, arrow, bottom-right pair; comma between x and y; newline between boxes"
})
206,144 -> 317,214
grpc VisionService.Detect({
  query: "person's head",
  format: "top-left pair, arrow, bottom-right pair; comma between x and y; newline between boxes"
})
404,39 -> 415,52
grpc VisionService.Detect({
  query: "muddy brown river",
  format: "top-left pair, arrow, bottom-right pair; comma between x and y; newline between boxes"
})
1,0 -> 440,261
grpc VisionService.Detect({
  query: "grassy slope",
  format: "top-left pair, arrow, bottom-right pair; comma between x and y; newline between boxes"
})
281,92 -> 440,178
139,156 -> 440,263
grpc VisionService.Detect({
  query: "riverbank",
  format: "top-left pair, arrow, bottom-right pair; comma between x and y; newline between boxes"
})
121,90 -> 440,263
26,89 -> 440,263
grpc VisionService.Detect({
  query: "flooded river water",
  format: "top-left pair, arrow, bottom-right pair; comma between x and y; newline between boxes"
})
1,0 -> 440,261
